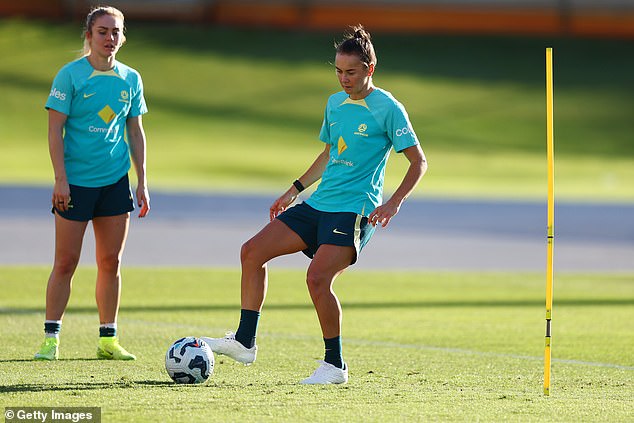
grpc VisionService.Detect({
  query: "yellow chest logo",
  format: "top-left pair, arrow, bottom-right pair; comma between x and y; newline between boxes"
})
337,136 -> 347,155
98,105 -> 116,124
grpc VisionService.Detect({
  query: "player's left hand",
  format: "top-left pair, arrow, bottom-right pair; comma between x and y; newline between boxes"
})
368,201 -> 400,227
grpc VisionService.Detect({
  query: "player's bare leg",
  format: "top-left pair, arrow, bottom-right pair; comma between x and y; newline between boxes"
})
93,213 -> 129,324
203,219 -> 307,364
93,213 -> 135,360
305,244 -> 353,339
46,214 -> 89,320
34,214 -> 88,360
300,244 -> 353,384
240,219 -> 307,311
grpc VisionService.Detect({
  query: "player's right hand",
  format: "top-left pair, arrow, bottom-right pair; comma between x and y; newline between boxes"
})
52,180 -> 71,212
269,190 -> 296,221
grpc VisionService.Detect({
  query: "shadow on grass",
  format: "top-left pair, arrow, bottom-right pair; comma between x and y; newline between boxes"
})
0,380 -> 175,394
128,23 -> 634,91
3,23 -> 634,158
2,298 -> 633,315
0,69 -> 316,133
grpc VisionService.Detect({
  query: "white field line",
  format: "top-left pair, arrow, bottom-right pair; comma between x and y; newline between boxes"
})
125,318 -> 634,371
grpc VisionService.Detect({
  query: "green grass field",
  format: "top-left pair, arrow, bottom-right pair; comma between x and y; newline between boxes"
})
1,267 -> 632,421
0,19 -> 633,201
1,18 -> 633,422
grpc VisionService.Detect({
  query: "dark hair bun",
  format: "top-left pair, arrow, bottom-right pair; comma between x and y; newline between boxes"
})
353,26 -> 371,41
335,24 -> 377,66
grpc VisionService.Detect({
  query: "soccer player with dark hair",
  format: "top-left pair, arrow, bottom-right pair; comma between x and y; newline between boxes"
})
204,25 -> 427,384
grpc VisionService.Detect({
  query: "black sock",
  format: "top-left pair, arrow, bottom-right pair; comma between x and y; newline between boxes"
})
99,326 -> 117,338
44,320 -> 62,337
235,309 -> 260,349
324,336 -> 343,369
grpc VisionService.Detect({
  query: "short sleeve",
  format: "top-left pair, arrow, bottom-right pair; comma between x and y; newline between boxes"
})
45,67 -> 73,115
318,102 -> 330,144
387,102 -> 419,152
129,72 -> 148,117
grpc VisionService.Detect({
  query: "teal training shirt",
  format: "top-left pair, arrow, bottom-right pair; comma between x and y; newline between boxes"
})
45,57 -> 147,187
305,88 -> 420,216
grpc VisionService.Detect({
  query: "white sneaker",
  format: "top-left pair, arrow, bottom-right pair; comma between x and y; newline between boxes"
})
300,360 -> 348,385
201,332 -> 257,365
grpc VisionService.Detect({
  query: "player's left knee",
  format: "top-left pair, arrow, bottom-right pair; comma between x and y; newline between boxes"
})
305,271 -> 332,297
97,252 -> 122,273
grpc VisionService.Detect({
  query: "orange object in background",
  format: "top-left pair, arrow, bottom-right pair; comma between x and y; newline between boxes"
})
1,0 -> 633,39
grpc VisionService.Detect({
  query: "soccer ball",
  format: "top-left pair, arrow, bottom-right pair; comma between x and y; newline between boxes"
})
165,337 -> 214,384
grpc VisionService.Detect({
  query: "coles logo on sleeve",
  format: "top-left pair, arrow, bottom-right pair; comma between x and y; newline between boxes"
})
395,126 -> 412,137
49,87 -> 67,101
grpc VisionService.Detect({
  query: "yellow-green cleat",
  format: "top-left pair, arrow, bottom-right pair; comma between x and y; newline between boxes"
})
97,337 -> 136,360
34,337 -> 59,361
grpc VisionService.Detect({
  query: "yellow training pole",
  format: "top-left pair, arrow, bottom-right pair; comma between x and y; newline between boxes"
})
544,47 -> 555,396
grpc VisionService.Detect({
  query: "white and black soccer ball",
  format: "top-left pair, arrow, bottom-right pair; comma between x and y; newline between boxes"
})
165,337 -> 214,384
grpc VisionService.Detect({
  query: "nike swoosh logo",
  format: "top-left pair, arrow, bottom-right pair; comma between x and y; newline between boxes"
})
330,122 -> 337,127
83,93 -> 96,98
332,228 -> 348,235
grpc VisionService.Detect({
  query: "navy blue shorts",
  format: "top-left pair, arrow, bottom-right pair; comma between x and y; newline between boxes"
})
276,202 -> 375,265
52,174 -> 134,222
